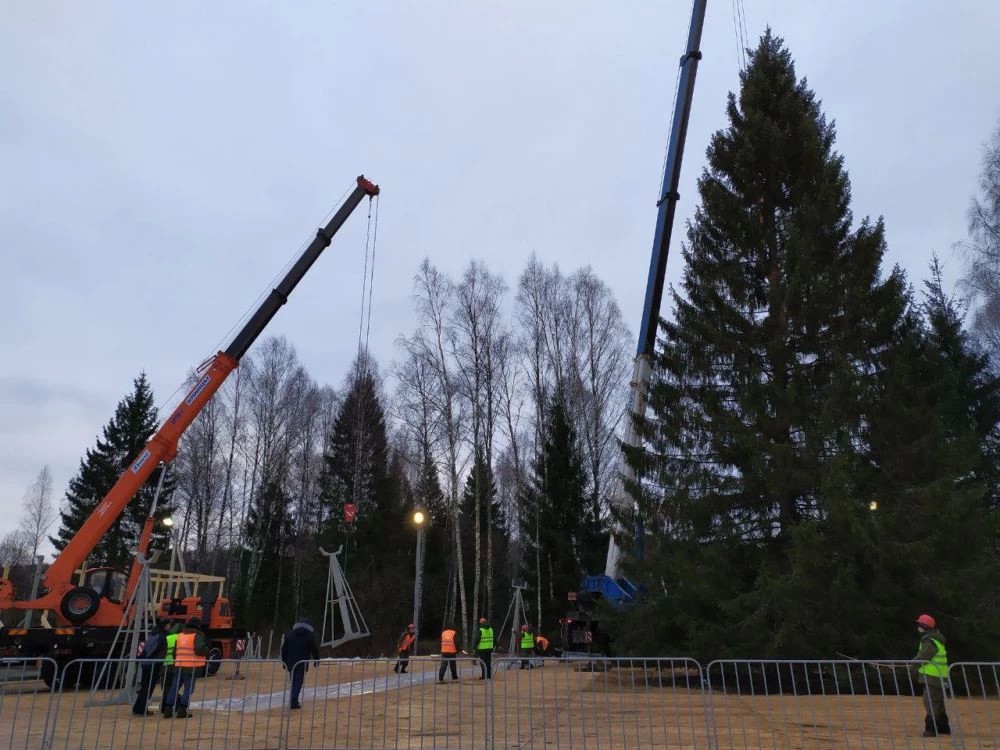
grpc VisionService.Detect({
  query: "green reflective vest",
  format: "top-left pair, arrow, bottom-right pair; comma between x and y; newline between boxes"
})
520,631 -> 535,650
916,637 -> 949,679
164,632 -> 179,667
478,626 -> 494,651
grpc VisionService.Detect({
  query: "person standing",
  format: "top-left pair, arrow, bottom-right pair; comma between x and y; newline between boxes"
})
394,623 -> 416,674
438,624 -> 459,682
475,618 -> 494,680
281,616 -> 321,709
160,622 -> 183,718
911,614 -> 951,737
133,619 -> 167,716
163,618 -> 209,719
519,624 -> 535,670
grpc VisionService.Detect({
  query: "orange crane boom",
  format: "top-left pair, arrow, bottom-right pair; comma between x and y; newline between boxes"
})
0,176 -> 379,627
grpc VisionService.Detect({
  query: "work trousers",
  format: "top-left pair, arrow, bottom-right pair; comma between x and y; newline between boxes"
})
438,653 -> 458,680
132,661 -> 162,715
394,649 -> 411,673
289,663 -> 307,708
520,647 -> 533,669
476,649 -> 492,679
165,667 -> 198,711
922,676 -> 950,733
160,667 -> 175,713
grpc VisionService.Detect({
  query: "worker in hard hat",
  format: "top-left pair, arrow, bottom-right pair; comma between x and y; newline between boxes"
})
475,617 -> 494,680
519,624 -> 535,670
910,614 -> 951,737
394,623 -> 416,674
438,623 -> 460,682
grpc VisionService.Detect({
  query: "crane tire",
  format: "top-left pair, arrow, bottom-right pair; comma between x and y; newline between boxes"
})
60,587 -> 100,624
206,646 -> 223,676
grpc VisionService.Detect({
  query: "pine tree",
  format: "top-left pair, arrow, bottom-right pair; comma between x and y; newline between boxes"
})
624,31 -> 912,657
462,446 -> 509,619
316,358 -> 413,647
51,373 -> 174,569
318,361 -> 391,533
521,392 -> 596,629
856,259 -> 1000,655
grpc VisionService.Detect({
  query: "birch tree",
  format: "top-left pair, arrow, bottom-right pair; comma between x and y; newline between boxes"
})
20,465 -> 55,559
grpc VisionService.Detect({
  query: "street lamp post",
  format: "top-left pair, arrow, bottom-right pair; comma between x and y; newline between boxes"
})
162,516 -> 175,599
412,510 -> 426,655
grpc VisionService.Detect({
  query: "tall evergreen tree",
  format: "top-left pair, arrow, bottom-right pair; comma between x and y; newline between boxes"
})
622,31 -> 912,657
51,373 -> 174,569
855,259 -> 1000,656
462,446 -> 510,619
521,392 -> 599,629
318,361 -> 391,532
315,358 -> 413,648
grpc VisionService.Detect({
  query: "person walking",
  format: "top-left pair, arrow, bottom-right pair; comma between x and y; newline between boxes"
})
160,622 -> 183,717
519,624 -> 535,670
281,616 -> 321,709
438,624 -> 459,682
475,618 -> 494,680
911,614 -> 951,737
133,619 -> 168,716
163,618 -> 209,719
394,623 -> 417,674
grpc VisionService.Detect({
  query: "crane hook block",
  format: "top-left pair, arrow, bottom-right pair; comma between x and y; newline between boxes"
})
357,175 -> 380,197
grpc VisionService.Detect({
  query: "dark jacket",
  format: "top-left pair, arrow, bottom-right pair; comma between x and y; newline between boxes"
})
142,628 -> 167,661
281,620 -> 320,671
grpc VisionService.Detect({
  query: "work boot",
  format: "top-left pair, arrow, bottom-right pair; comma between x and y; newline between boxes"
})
162,708 -> 173,719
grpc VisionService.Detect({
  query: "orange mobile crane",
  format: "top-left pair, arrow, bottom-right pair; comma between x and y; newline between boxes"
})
0,176 -> 379,683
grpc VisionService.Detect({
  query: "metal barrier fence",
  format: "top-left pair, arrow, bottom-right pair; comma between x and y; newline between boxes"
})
4,655 -> 1000,749
706,658 -> 959,749
491,655 -> 708,750
1,657 -> 57,750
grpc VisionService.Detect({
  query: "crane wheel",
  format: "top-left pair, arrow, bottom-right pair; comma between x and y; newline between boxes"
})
206,646 -> 223,676
59,587 -> 100,624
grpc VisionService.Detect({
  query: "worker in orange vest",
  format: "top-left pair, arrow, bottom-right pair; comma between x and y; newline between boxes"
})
162,617 -> 209,719
394,623 -> 416,674
438,623 -> 459,682
534,634 -> 550,656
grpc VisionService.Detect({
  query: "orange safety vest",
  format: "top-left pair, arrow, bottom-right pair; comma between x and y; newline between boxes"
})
399,633 -> 416,652
441,629 -> 457,654
536,636 -> 550,651
174,631 -> 207,668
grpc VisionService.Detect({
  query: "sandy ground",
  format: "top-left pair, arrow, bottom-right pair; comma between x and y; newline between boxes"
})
3,657 -> 999,749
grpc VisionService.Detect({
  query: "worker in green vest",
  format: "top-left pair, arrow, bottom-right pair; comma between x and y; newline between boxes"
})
519,624 -> 535,670
475,618 -> 494,680
160,622 -> 183,717
910,614 -> 950,737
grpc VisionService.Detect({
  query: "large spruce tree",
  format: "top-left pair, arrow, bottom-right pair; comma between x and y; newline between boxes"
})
623,31 -> 914,657
51,373 -> 174,570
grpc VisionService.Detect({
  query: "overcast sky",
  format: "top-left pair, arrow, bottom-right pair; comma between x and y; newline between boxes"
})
2,1 -> 999,548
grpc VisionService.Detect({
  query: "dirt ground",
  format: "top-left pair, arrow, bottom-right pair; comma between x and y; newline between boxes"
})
3,658 -> 998,749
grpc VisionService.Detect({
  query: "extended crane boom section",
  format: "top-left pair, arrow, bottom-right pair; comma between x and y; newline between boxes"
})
0,175 -> 379,629
603,1 -> 707,582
